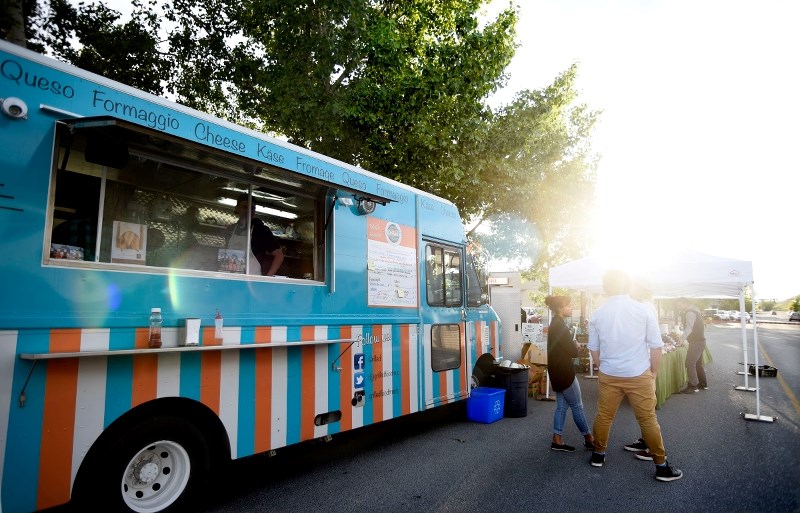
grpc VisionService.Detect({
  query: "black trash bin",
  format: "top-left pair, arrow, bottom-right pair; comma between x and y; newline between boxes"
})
492,366 -> 528,418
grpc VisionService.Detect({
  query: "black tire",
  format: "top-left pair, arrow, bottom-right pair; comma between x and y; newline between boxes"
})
74,416 -> 213,513
471,353 -> 496,388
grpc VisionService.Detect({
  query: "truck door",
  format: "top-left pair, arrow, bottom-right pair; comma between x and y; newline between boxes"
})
490,285 -> 523,361
421,240 -> 469,408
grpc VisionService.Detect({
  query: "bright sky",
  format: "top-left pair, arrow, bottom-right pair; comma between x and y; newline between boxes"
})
487,0 -> 800,300
93,0 -> 798,299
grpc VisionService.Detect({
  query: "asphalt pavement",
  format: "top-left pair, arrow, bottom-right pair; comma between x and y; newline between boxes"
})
200,322 -> 800,513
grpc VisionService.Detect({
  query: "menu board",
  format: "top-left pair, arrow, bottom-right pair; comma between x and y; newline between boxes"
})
367,218 -> 418,308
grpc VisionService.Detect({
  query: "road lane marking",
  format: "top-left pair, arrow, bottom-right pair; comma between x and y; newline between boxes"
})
759,345 -> 800,418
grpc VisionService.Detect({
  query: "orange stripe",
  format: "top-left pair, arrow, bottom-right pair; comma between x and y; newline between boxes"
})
300,326 -> 316,342
300,325 -> 317,441
300,342 -> 316,441
37,330 -> 81,510
132,328 -> 157,407
438,338 -> 452,403
372,325 -> 384,423
201,327 -> 221,415
401,325 -> 411,415
491,321 -> 498,356
254,326 -> 272,452
459,326 -> 467,393
475,321 -> 484,354
254,326 -> 272,344
339,326 -> 353,431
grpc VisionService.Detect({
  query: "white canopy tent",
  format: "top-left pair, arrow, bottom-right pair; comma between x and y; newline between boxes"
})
548,249 -> 773,422
548,248 -> 752,299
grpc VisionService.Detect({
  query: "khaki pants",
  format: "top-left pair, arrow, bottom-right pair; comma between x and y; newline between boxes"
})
593,370 -> 667,465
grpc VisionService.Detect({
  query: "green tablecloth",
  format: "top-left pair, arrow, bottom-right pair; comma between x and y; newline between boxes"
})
655,346 -> 713,409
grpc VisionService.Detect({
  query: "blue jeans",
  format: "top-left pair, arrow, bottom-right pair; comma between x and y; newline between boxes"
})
553,377 -> 591,436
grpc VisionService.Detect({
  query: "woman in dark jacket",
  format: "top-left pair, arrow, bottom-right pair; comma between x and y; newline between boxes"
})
546,295 -> 594,452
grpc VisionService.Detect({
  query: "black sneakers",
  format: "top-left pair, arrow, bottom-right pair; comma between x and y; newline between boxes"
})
699,384 -> 709,390
583,439 -> 595,450
634,450 -> 653,461
624,438 -> 648,452
550,442 -> 575,452
678,385 -> 699,394
590,452 -> 605,467
655,462 -> 683,482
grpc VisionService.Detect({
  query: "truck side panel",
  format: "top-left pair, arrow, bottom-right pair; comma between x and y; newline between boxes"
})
3,323 -> 427,511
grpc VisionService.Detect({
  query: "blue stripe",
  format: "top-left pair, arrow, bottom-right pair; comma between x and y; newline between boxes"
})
326,326 -> 341,434
432,365 -> 442,401
451,368 -> 460,396
4,331 -> 49,513
105,330 -> 134,426
285,344 -> 302,445
361,326 -> 373,426
237,327 -> 256,457
391,325 -> 402,418
179,351 -> 202,401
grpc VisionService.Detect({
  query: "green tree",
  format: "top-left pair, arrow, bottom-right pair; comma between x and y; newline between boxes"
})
14,0 -> 598,280
32,0 -> 170,94
718,298 -> 753,313
1,0 -> 47,52
469,65 -> 599,294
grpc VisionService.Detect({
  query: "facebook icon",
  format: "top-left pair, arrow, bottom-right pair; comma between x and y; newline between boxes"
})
354,353 -> 365,371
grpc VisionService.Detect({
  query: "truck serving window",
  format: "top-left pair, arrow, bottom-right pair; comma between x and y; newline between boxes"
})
46,119 -> 327,281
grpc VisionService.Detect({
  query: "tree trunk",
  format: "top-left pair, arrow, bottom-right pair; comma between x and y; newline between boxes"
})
5,0 -> 27,47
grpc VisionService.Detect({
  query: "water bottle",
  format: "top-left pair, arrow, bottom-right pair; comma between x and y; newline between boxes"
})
149,307 -> 163,348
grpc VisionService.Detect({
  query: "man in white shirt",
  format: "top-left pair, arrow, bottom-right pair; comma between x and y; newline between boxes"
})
587,270 -> 683,482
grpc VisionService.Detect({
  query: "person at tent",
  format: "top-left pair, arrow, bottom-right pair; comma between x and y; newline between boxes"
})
676,297 -> 708,393
544,295 -> 594,453
622,278 -> 660,461
587,269 -> 683,482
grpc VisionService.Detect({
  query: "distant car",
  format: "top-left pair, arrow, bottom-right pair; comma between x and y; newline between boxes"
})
729,311 -> 741,321
744,312 -> 751,323
789,312 -> 800,322
771,310 -> 777,315
713,312 -> 729,321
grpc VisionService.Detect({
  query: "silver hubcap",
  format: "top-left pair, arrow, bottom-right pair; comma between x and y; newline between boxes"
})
121,440 -> 191,513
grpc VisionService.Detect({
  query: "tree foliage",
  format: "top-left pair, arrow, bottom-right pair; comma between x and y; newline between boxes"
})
470,65 -> 598,271
10,0 -> 600,286
33,0 -> 170,94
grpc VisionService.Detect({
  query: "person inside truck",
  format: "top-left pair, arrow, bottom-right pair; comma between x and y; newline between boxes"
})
227,193 -> 284,276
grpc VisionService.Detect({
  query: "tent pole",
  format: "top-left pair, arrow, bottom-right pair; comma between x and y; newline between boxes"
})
735,287 -> 755,391
583,293 -> 597,379
742,287 -> 775,423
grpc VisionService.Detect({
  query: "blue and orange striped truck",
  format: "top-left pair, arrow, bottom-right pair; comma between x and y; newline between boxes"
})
0,40 -> 501,512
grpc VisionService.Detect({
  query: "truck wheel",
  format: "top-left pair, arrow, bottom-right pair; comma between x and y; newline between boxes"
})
76,417 -> 212,513
471,354 -> 496,388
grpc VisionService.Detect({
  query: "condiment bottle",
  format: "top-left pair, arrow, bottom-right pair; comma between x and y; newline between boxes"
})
214,309 -> 223,339
149,307 -> 163,348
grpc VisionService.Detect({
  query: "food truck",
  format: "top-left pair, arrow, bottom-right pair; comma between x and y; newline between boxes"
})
0,40 -> 501,512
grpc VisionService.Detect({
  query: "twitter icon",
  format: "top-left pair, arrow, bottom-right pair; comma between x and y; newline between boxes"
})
354,372 -> 365,389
